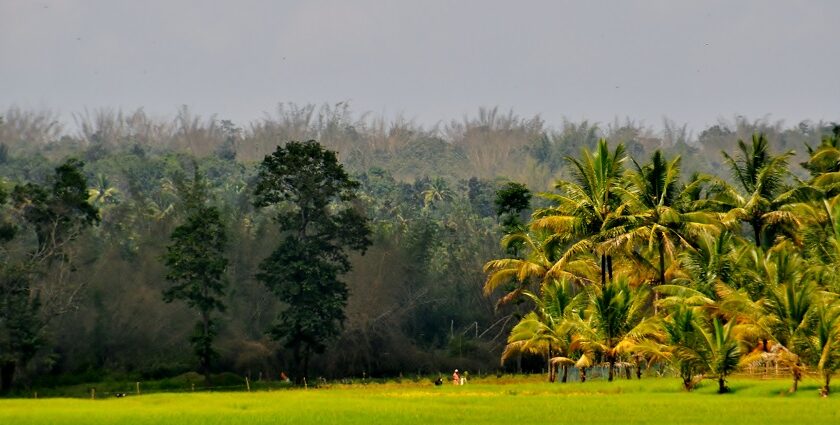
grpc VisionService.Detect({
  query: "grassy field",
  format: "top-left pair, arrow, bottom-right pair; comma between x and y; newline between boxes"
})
2,376 -> 840,424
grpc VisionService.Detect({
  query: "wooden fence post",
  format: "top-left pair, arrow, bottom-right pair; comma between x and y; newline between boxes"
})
245,376 -> 251,392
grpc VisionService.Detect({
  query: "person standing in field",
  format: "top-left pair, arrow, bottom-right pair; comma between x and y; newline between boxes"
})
452,369 -> 460,385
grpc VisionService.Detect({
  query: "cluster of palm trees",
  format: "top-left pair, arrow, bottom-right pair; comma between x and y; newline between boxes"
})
485,128 -> 840,395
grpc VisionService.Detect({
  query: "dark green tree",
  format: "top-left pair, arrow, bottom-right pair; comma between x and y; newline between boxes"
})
254,140 -> 371,382
494,181 -> 532,257
162,166 -> 228,384
1,159 -> 98,392
495,182 -> 532,231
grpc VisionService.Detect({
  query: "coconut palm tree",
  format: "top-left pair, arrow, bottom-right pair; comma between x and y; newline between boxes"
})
719,133 -> 795,248
802,125 -> 840,195
654,278 -> 755,393
656,308 -> 744,393
654,305 -> 706,390
422,177 -> 453,209
762,285 -> 814,392
699,318 -> 745,394
602,151 -> 718,297
484,231 -> 595,305
532,138 -> 626,286
672,230 -> 737,298
569,275 -> 658,381
87,173 -> 121,208
802,296 -> 840,396
501,279 -> 578,382
709,243 -> 818,393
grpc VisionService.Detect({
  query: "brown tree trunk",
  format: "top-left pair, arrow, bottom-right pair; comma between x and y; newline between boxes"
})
0,361 -> 15,393
655,235 -> 666,315
718,377 -> 728,394
580,367 -> 587,383
823,373 -> 831,397
547,344 -> 555,382
752,220 -> 762,248
791,367 -> 801,393
302,347 -> 311,385
561,365 -> 568,383
600,254 -> 606,287
658,236 -> 666,286
636,358 -> 643,379
201,312 -> 212,386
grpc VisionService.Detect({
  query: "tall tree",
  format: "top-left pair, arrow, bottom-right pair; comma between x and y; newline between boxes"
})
532,139 -> 626,287
162,166 -> 228,384
254,140 -> 371,382
495,181 -> 532,231
603,151 -> 716,294
720,134 -> 794,247
803,297 -> 840,396
0,159 -> 98,392
570,275 -> 657,381
501,279 -> 577,382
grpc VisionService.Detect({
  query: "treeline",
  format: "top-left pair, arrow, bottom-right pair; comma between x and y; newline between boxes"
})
0,104 -> 836,392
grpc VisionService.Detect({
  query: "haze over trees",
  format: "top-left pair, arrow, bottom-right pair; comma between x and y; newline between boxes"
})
0,104 -> 837,394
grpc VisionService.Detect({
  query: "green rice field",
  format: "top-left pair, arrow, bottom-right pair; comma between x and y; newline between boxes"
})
2,376 -> 839,424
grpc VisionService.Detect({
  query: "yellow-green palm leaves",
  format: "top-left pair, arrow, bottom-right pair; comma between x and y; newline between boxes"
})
533,138 -> 626,286
569,275 -> 658,381
603,151 -> 718,290
720,134 -> 795,247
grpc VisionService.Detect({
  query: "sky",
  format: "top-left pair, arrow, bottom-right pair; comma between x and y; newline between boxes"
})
1,0 -> 838,132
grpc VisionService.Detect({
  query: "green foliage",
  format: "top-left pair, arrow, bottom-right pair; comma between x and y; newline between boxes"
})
494,182 -> 531,230
254,140 -> 371,381
162,166 -> 229,379
0,159 -> 98,391
3,105 -> 840,394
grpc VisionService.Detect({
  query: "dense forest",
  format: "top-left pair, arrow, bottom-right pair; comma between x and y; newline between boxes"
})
0,103 -> 837,392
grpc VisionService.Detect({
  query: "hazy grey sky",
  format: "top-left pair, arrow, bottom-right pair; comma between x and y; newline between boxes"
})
1,0 -> 838,131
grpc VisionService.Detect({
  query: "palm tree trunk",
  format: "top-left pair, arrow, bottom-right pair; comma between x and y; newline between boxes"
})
751,219 -> 762,248
791,366 -> 801,392
580,367 -> 587,383
823,373 -> 831,396
600,254 -> 607,287
547,344 -> 554,382
562,365 -> 568,383
718,377 -> 727,394
607,255 -> 613,283
655,236 -> 666,315
658,236 -> 666,287
608,359 -> 615,382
